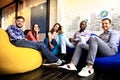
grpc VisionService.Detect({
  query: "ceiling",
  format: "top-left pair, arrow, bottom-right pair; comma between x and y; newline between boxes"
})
0,0 -> 14,9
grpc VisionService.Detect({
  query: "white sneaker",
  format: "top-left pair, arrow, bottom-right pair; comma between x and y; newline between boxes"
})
43,59 -> 63,66
58,63 -> 77,71
78,66 -> 94,77
42,62 -> 59,66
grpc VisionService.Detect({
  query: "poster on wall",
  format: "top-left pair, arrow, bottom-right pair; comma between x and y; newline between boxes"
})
62,0 -> 120,36
89,9 -> 120,31
65,9 -> 120,36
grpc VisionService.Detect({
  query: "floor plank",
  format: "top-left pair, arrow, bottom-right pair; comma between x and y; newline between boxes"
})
0,65 -> 120,80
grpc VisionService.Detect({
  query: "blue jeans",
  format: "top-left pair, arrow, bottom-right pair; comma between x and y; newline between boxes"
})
12,40 -> 58,62
44,38 -> 60,55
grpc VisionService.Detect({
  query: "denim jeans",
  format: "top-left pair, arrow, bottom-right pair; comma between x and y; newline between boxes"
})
12,39 -> 58,62
44,38 -> 58,54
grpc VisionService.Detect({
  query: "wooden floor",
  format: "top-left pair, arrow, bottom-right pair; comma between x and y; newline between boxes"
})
0,65 -> 120,80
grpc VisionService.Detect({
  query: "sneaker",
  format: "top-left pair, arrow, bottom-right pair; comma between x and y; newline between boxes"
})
78,66 -> 94,77
58,63 -> 77,71
42,62 -> 59,66
42,59 -> 62,66
61,59 -> 66,63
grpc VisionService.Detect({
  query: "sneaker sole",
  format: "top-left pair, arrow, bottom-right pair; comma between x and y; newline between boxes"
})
42,63 -> 59,66
78,71 -> 94,77
58,66 -> 77,71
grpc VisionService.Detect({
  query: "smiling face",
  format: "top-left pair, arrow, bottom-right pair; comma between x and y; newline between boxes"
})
33,24 -> 40,32
16,18 -> 25,28
53,24 -> 59,32
80,21 -> 87,30
102,19 -> 112,32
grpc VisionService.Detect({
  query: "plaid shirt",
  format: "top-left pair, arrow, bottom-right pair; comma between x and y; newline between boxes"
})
6,25 -> 25,41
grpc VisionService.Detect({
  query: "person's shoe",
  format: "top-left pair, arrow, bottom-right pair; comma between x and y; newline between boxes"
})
42,59 -> 63,66
78,66 -> 94,77
61,59 -> 66,63
58,63 -> 77,71
42,62 -> 59,66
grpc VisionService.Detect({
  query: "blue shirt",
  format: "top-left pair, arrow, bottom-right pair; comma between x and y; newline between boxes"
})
99,29 -> 120,53
6,25 -> 25,41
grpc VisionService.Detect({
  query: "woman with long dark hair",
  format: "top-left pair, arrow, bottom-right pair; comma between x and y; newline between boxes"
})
44,23 -> 63,56
26,24 -> 40,42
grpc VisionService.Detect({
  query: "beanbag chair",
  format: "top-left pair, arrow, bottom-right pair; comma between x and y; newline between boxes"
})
0,28 -> 42,74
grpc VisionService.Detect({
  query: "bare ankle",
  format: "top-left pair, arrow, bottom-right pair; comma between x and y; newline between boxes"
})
87,64 -> 93,68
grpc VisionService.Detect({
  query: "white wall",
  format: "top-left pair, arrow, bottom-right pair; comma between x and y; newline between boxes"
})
57,0 -> 120,37
49,0 -> 57,30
